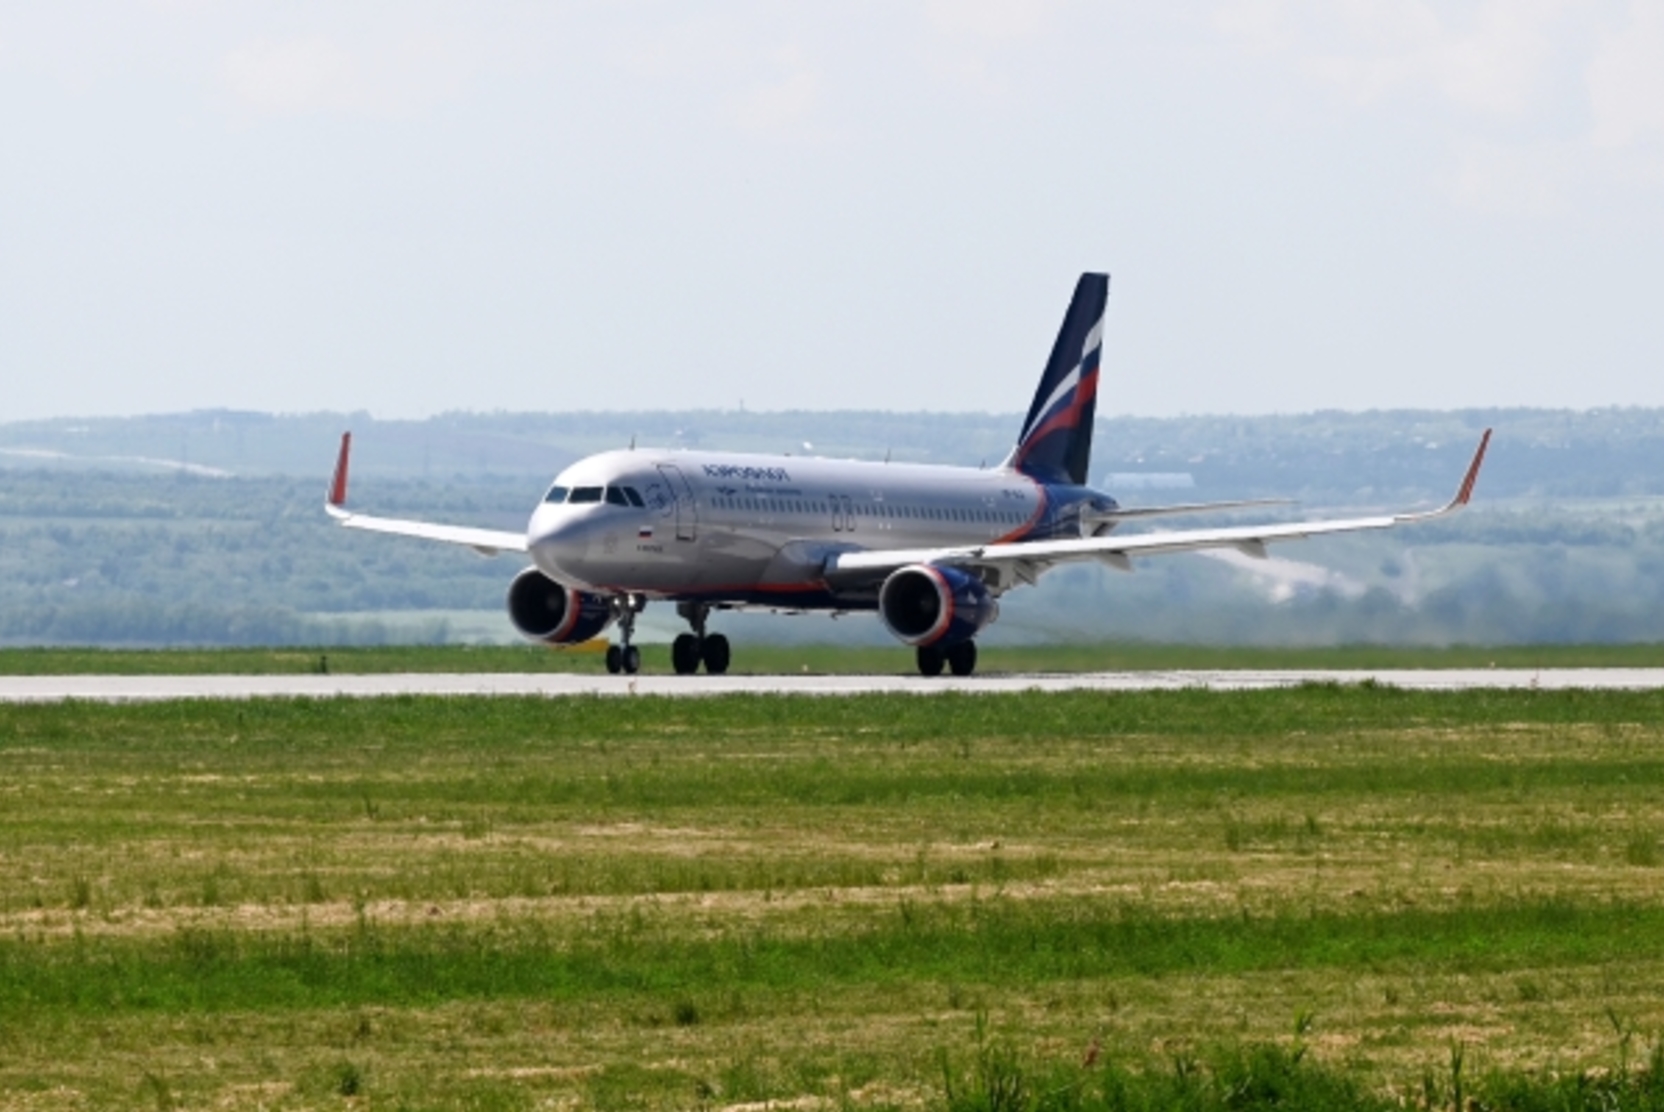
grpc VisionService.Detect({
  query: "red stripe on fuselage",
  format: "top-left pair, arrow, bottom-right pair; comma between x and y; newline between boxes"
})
993,477 -> 1048,544
589,578 -> 830,598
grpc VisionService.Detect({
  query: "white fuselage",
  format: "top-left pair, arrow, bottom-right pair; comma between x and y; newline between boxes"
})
526,449 -> 1068,606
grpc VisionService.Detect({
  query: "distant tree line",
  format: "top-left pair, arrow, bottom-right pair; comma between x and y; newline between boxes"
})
3,405 -> 1664,646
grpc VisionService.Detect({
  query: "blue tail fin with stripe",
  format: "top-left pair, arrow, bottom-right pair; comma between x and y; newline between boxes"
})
1006,272 -> 1108,486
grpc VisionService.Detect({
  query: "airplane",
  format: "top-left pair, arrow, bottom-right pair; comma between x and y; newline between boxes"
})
326,273 -> 1491,677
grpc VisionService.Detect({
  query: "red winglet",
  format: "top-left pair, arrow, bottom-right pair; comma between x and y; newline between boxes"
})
1453,428 -> 1491,507
329,432 -> 352,507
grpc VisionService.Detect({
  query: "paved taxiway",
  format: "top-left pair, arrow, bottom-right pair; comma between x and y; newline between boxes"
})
1,669 -> 1662,702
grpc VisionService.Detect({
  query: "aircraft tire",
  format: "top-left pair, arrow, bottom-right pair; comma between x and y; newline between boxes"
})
947,640 -> 978,677
671,634 -> 700,675
916,644 -> 945,677
702,634 -> 731,675
605,645 -> 623,674
622,645 -> 641,674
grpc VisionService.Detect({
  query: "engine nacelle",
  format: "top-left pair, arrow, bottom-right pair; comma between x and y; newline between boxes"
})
506,567 -> 614,645
878,564 -> 998,647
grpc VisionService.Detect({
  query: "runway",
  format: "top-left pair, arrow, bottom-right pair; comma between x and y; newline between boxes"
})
2,668 -> 1663,702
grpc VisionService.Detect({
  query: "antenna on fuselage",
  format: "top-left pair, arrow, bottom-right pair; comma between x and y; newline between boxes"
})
629,434 -> 636,450
884,447 -> 891,464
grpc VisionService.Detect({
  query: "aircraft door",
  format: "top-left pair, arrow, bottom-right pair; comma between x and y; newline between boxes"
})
829,495 -> 854,533
656,464 -> 698,541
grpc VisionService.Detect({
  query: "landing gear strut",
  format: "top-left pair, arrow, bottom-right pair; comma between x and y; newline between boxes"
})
916,640 -> 978,677
605,595 -> 646,675
673,602 -> 730,675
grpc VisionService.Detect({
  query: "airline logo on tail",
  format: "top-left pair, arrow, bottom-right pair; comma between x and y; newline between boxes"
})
1008,272 -> 1109,487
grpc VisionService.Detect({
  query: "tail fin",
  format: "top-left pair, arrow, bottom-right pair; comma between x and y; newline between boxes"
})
1005,272 -> 1108,486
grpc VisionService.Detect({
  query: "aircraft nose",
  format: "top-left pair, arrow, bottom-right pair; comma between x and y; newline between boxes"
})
527,505 -> 588,581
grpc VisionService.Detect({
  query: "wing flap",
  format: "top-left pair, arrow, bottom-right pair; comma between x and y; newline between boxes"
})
1096,497 -> 1294,521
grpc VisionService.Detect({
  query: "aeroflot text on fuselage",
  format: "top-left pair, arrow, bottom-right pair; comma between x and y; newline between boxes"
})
325,271 -> 1491,677
702,464 -> 791,482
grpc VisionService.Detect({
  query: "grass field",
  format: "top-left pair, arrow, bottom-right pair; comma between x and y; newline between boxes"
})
1,640 -> 1663,675
4,688 -> 1664,1109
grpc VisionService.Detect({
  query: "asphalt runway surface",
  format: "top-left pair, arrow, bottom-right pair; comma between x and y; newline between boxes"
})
2,669 -> 1663,702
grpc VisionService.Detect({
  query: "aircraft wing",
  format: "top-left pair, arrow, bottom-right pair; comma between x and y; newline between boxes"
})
324,433 -> 529,556
827,429 -> 1490,588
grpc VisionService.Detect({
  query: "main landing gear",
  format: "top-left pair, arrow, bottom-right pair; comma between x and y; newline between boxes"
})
916,640 -> 978,677
672,602 -> 730,675
604,594 -> 646,675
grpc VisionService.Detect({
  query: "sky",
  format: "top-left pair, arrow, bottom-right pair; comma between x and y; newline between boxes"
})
2,1 -> 1662,422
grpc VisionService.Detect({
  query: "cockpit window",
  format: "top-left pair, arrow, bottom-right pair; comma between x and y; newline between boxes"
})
605,486 -> 629,506
543,485 -> 568,504
622,486 -> 645,508
569,486 -> 603,504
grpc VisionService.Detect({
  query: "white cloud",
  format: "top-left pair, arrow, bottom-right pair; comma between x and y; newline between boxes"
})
924,0 -> 1055,42
1447,139 -> 1576,217
730,53 -> 820,134
1209,0 -> 1664,213
221,32 -> 471,118
917,0 -> 1060,100
1215,0 -> 1571,118
1588,1 -> 1664,149
613,18 -> 824,138
223,36 -> 359,114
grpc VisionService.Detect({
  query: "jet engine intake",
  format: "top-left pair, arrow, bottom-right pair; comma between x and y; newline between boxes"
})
506,567 -> 613,645
878,564 -> 998,647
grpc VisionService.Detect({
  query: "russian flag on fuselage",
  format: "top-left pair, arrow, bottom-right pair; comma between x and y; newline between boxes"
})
1009,272 -> 1109,487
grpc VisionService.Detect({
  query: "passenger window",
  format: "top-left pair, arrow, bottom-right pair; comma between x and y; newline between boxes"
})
544,485 -> 568,504
623,487 -> 645,507
569,486 -> 602,504
605,486 -> 628,506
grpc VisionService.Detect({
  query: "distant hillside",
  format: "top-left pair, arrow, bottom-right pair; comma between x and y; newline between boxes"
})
3,406 -> 1661,506
2,407 -> 1663,648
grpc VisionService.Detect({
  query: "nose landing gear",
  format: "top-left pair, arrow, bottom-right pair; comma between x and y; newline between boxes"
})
672,602 -> 730,675
604,595 -> 646,675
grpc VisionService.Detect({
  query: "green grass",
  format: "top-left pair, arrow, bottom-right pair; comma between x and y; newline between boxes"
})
1,639 -> 1662,674
5,899 -> 1661,1015
940,1038 -> 1664,1112
5,688 -> 1664,1108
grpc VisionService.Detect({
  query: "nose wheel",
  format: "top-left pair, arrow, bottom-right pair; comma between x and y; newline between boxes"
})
672,603 -> 731,675
605,643 -> 641,675
605,595 -> 646,675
